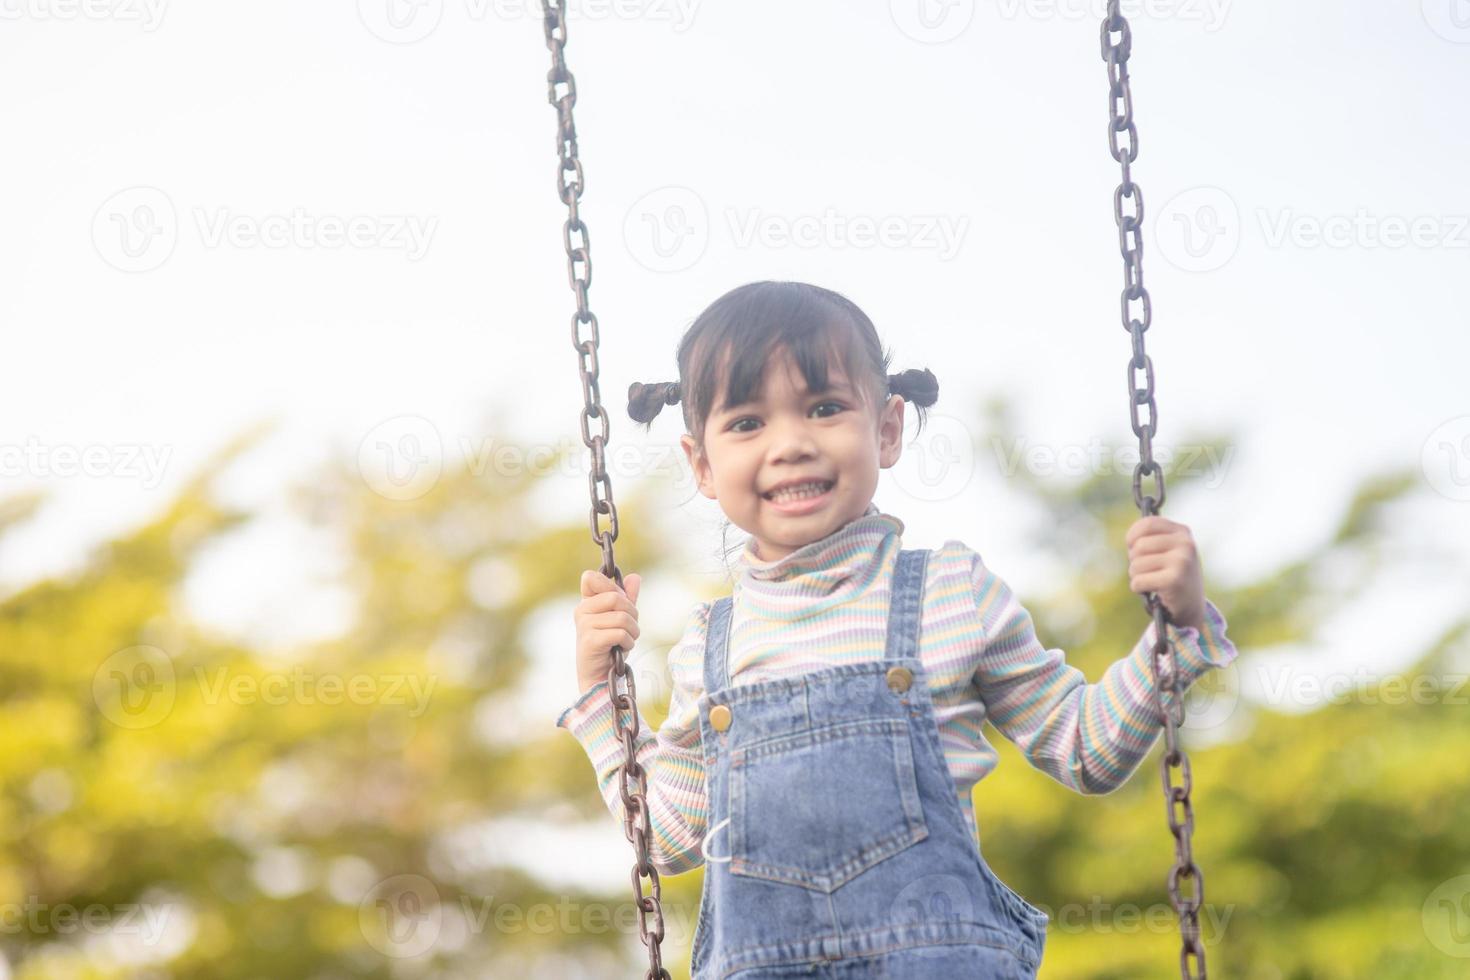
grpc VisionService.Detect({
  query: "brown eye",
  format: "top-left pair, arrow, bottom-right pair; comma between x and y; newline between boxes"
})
727,402 -> 843,432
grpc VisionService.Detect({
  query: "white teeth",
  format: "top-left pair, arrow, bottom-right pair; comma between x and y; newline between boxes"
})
768,481 -> 830,502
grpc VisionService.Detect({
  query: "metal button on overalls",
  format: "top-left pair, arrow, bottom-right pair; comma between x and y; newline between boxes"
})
689,548 -> 1049,979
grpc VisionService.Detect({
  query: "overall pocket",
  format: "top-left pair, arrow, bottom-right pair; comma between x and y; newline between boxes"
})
977,851 -> 1050,938
729,717 -> 928,893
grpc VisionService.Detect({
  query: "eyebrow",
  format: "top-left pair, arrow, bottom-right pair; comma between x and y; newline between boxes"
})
721,381 -> 855,412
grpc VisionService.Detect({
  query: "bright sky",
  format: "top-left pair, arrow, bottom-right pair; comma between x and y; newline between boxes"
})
3,0 -> 1468,897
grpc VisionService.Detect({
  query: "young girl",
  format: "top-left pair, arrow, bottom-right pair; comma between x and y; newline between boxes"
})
557,280 -> 1238,979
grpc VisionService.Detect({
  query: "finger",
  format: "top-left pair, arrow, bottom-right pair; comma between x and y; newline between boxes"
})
1125,515 -> 1175,547
1129,534 -> 1184,558
580,570 -> 600,597
1129,570 -> 1170,594
596,628 -> 637,653
625,573 -> 641,605
581,570 -> 621,597
587,591 -> 639,618
599,612 -> 639,637
1129,554 -> 1171,577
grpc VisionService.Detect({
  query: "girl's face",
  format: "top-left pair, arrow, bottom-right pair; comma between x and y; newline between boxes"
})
680,346 -> 906,562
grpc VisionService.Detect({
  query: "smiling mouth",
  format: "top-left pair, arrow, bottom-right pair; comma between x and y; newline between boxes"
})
762,479 -> 835,503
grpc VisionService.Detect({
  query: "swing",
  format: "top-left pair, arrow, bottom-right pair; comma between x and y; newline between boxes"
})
538,3 -> 1209,977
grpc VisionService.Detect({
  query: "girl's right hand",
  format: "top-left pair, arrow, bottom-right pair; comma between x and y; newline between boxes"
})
574,570 -> 642,695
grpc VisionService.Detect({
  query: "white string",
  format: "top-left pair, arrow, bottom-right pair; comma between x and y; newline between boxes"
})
700,816 -> 732,864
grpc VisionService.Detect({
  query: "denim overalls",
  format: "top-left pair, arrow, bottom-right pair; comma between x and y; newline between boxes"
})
690,548 -> 1050,979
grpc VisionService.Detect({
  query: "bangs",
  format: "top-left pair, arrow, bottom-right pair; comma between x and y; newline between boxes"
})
679,282 -> 886,438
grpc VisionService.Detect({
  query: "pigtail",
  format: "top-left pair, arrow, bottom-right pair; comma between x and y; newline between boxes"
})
887,367 -> 939,436
887,368 -> 939,408
628,380 -> 682,426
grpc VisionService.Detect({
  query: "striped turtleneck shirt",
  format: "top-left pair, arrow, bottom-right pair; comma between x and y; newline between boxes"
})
555,501 -> 1239,876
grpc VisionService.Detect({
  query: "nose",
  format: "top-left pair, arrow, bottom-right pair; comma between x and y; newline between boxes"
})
764,413 -> 819,463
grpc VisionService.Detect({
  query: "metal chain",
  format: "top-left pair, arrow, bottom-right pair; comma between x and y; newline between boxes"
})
1100,4 -> 1208,977
540,5 -> 670,978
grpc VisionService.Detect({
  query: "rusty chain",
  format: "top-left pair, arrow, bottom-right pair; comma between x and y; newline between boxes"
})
1100,4 -> 1208,977
540,4 -> 670,978
539,6 -> 1206,977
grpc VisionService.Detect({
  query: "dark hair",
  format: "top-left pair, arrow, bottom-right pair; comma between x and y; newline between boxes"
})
626,281 -> 938,447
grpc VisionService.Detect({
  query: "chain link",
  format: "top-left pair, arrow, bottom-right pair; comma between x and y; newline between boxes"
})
539,8 -> 1210,976
540,4 -> 670,977
1101,4 -> 1208,977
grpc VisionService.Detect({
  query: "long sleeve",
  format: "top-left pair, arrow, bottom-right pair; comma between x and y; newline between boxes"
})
969,554 -> 1239,795
555,600 -> 713,875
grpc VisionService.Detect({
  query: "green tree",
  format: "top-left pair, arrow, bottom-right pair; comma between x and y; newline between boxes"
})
1,404 -> 1464,979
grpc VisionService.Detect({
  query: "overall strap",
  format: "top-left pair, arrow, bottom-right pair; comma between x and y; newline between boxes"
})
705,547 -> 926,689
883,548 -> 930,662
703,595 -> 734,693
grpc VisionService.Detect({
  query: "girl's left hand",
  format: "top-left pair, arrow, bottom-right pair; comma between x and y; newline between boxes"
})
1125,516 -> 1206,632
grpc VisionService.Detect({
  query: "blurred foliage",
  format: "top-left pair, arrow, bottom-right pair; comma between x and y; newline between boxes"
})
0,404 -> 1465,979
